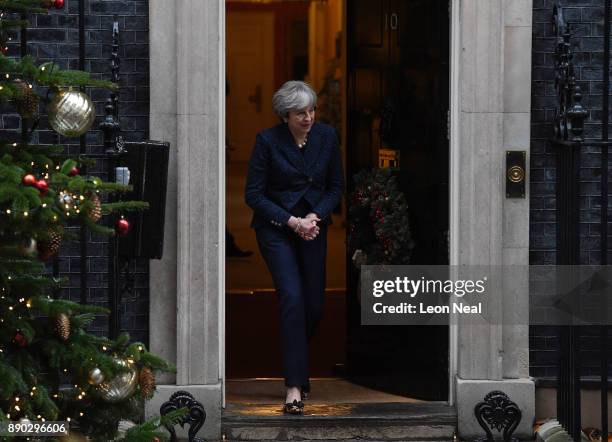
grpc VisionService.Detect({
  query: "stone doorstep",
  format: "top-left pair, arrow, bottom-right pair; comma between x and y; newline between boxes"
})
222,425 -> 456,441
221,402 -> 457,441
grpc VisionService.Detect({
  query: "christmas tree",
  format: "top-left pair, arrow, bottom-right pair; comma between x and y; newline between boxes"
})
0,1 -> 178,440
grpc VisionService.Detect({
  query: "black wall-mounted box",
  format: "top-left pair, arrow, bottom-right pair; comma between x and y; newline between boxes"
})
118,140 -> 170,259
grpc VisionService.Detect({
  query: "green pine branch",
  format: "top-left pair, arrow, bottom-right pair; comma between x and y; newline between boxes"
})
118,408 -> 188,442
0,359 -> 28,400
102,201 -> 149,214
0,56 -> 118,91
0,0 -> 47,14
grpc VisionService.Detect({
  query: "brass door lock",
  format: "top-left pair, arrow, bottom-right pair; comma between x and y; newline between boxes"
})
506,151 -> 526,198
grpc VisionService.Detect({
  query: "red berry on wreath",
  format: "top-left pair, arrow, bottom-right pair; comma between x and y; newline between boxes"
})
35,179 -> 49,194
22,174 -> 36,186
68,166 -> 79,176
14,331 -> 27,347
54,0 -> 65,8
115,217 -> 130,236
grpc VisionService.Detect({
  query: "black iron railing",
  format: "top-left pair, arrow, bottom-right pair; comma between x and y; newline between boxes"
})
550,2 -> 610,440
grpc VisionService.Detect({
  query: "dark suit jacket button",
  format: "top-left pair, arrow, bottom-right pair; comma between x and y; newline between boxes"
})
308,177 -> 313,183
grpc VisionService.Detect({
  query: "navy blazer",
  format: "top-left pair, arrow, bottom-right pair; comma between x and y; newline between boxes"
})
245,122 -> 345,229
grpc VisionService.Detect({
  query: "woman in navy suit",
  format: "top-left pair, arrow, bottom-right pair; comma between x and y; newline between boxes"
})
245,81 -> 344,414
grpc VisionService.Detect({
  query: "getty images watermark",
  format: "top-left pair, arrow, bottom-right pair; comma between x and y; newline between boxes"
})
360,265 -> 612,326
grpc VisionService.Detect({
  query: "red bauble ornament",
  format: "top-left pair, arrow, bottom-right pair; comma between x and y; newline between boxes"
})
1,46 -> 8,55
68,166 -> 79,176
22,174 -> 36,186
115,217 -> 130,236
35,179 -> 49,194
14,331 -> 27,347
54,0 -> 65,8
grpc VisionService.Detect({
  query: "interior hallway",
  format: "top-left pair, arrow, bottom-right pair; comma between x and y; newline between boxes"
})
226,160 -> 346,292
226,159 -> 348,380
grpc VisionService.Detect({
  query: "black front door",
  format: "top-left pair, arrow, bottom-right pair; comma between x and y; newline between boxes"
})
346,0 -> 450,400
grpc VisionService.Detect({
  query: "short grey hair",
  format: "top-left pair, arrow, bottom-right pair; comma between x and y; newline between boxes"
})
272,81 -> 317,118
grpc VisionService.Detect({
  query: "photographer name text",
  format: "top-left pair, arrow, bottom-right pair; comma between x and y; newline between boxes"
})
373,302 -> 482,314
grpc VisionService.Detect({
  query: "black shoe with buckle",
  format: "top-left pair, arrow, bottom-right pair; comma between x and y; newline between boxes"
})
283,399 -> 304,415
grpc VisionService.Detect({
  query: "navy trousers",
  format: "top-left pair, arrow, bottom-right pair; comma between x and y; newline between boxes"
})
255,200 -> 328,389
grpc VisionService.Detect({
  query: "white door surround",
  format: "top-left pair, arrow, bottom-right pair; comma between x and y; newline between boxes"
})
147,0 -> 534,439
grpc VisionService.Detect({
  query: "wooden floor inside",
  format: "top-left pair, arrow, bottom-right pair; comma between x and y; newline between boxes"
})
226,378 -> 425,405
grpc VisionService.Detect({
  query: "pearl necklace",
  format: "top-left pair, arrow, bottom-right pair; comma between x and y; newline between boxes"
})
297,137 -> 307,148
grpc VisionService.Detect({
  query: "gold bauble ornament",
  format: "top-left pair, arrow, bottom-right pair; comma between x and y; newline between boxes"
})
138,366 -> 155,399
98,357 -> 138,402
47,89 -> 96,137
54,313 -> 70,341
87,367 -> 104,385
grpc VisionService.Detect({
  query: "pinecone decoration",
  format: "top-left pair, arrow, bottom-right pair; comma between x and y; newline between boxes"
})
37,229 -> 62,261
138,367 -> 155,399
54,313 -> 70,341
13,79 -> 39,118
87,193 -> 102,223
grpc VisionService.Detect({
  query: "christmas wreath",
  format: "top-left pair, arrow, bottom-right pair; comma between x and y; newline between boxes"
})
348,168 -> 414,265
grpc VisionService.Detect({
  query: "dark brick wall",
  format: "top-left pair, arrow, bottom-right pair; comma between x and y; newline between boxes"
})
0,1 -> 150,343
530,0 -> 611,380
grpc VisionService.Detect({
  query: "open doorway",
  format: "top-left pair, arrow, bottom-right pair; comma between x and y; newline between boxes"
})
225,0 -> 449,406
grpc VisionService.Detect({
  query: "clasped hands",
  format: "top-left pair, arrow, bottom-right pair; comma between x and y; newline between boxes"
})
288,213 -> 321,241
